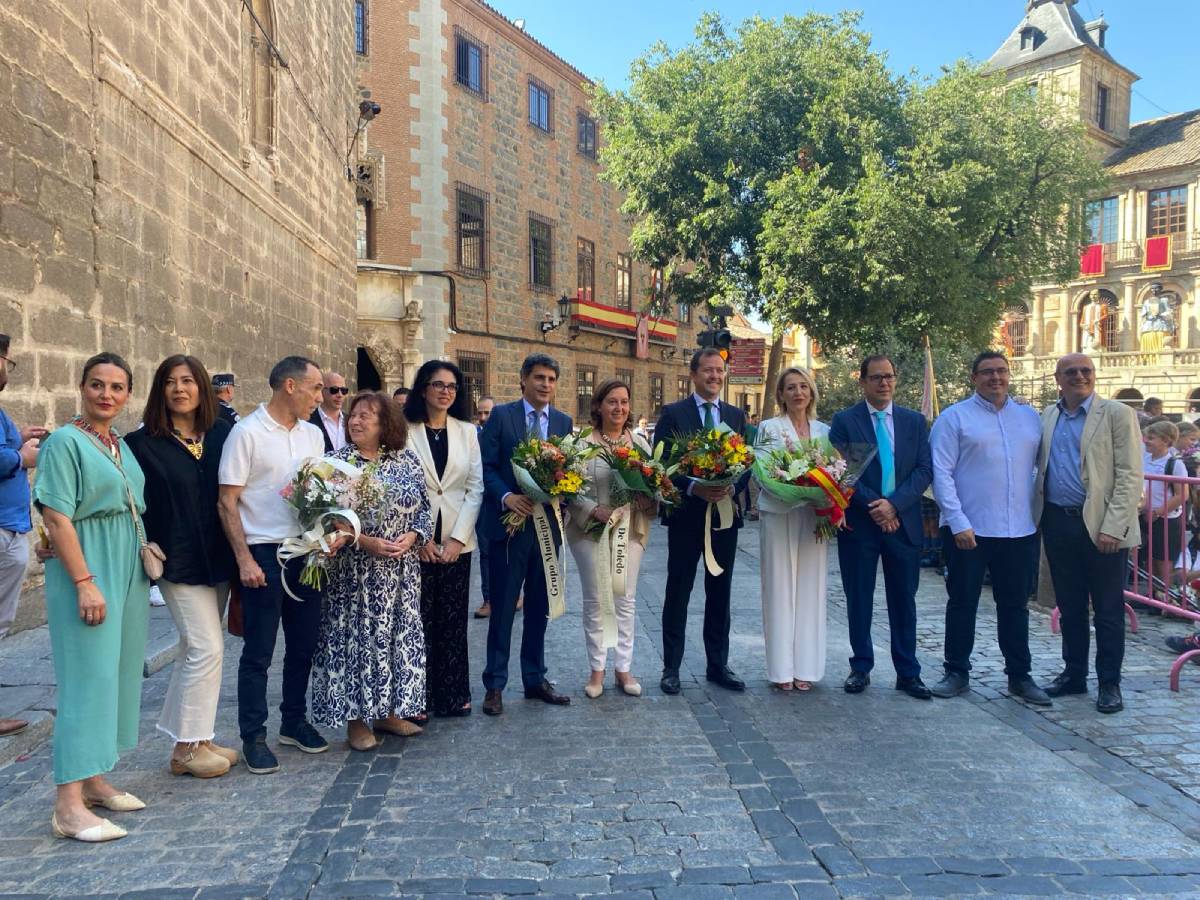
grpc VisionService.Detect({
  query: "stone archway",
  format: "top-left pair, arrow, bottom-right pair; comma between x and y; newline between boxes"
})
1114,387 -> 1143,410
1075,289 -> 1119,353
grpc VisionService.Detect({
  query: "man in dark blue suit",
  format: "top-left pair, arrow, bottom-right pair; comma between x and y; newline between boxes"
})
656,348 -> 749,695
829,355 -> 933,700
478,354 -> 573,716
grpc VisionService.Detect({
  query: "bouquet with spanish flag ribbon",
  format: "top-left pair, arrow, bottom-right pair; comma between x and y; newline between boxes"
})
663,424 -> 754,575
752,437 -> 875,541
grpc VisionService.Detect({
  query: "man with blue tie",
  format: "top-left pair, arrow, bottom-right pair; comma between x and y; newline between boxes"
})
928,351 -> 1050,705
829,355 -> 933,699
478,354 -> 573,716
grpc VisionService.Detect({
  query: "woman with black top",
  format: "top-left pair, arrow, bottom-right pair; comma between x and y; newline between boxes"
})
126,355 -> 238,779
405,361 -> 483,718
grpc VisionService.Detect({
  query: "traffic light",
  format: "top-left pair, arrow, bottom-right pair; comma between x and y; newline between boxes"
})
697,328 -> 733,361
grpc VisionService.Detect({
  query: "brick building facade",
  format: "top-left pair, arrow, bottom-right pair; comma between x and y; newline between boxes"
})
353,0 -> 697,422
0,0 -> 359,432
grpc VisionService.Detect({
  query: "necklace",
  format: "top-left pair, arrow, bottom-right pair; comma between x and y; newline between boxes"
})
598,430 -> 626,449
426,424 -> 447,442
171,429 -> 204,461
73,416 -> 120,460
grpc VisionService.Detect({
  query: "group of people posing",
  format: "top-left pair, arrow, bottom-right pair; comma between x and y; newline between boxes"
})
5,339 -> 1155,844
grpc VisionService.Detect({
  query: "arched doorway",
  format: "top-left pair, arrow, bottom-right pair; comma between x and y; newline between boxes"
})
1189,388 -> 1200,413
1078,290 -> 1119,352
356,347 -> 382,391
1001,304 -> 1029,356
1114,387 -> 1143,409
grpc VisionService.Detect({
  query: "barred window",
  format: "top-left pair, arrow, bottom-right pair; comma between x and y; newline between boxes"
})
577,111 -> 597,158
650,374 -> 664,417
529,78 -> 552,132
576,366 -> 596,420
677,302 -> 692,324
616,369 -> 634,390
455,28 -> 486,98
1148,186 -> 1187,237
529,214 -> 554,290
354,1 -> 368,54
577,238 -> 595,302
616,253 -> 632,310
456,183 -> 489,275
356,200 -> 373,260
677,375 -> 690,401
458,351 -> 488,417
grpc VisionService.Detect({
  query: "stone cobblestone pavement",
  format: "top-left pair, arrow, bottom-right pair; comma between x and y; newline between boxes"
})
1,521 -> 1199,898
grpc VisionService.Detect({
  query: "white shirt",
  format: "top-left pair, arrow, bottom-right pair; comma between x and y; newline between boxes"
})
318,406 -> 348,452
930,393 -> 1041,538
1143,450 -> 1183,519
692,393 -> 722,428
865,401 -> 894,444
218,404 -> 326,544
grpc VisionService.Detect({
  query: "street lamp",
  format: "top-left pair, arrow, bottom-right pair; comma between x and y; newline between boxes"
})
539,294 -> 573,337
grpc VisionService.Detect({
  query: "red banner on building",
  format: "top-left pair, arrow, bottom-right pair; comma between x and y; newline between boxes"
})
1079,243 -> 1105,277
1144,235 -> 1172,272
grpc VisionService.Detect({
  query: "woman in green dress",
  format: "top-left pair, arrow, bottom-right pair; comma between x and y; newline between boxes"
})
34,352 -> 150,843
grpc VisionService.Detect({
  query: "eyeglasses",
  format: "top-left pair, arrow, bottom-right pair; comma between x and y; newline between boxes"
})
429,381 -> 459,393
975,367 -> 1010,378
0,356 -> 16,371
864,373 -> 896,384
325,386 -> 350,395
1058,367 -> 1094,378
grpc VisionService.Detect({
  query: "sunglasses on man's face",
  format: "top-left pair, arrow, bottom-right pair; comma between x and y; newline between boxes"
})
1058,367 -> 1094,378
325,386 -> 350,395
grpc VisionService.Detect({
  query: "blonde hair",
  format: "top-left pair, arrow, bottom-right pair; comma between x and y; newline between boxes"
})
1177,422 -> 1198,438
775,367 -> 819,421
1144,420 -> 1179,444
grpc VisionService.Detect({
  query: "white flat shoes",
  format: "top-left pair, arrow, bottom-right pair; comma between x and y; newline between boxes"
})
52,813 -> 127,842
83,792 -> 146,812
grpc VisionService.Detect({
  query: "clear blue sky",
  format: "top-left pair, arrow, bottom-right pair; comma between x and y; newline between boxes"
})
487,0 -> 1198,123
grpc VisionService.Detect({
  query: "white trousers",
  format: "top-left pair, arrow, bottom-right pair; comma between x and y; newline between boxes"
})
157,580 -> 230,743
759,506 -> 828,683
0,529 -> 29,639
568,536 -> 643,673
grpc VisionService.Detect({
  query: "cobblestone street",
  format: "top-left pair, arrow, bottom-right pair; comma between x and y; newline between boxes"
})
2,520 -> 1200,898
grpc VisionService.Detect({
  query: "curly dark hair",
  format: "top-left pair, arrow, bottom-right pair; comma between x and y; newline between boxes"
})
403,360 -> 470,423
346,391 -> 408,452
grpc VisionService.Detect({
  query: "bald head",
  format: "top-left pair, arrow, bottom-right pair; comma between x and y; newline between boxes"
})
321,371 -> 348,414
1053,353 -> 1095,410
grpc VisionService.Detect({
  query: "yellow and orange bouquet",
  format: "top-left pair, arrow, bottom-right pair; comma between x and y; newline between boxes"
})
664,425 -> 754,486
504,428 -> 599,535
605,443 -> 682,509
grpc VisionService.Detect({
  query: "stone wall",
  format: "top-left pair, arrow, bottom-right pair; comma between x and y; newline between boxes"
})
0,0 -> 360,629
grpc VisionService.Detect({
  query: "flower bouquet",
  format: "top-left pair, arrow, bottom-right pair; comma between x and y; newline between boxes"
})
278,457 -> 380,594
663,424 -> 754,575
504,428 -> 600,536
752,437 -> 876,541
584,442 -> 681,538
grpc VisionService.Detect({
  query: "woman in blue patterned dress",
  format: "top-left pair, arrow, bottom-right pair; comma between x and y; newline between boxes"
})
310,392 -> 432,751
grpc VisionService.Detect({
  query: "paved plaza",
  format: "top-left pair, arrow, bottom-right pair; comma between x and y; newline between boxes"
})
2,521 -> 1200,898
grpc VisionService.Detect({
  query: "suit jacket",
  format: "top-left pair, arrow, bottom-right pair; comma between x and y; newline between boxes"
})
407,417 -> 485,552
1031,395 -> 1143,548
828,401 -> 932,546
308,408 -> 336,454
653,396 -> 748,530
478,399 -> 574,543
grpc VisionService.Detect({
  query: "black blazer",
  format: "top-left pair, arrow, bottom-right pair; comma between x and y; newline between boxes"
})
478,400 -> 574,543
125,419 -> 236,586
309,408 -> 337,453
653,396 -> 748,530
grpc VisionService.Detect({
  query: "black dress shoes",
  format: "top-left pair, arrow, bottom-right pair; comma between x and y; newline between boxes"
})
524,680 -> 571,705
1097,683 -> 1124,714
660,670 -> 681,695
895,676 -> 932,700
843,671 -> 870,693
705,667 -> 746,692
930,671 -> 969,699
1044,672 -> 1088,698
1009,677 -> 1052,707
482,689 -> 503,716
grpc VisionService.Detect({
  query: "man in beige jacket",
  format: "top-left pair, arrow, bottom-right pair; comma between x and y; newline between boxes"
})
1033,354 -> 1142,714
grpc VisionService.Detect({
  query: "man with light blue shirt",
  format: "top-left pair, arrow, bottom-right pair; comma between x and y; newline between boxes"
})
929,351 -> 1050,705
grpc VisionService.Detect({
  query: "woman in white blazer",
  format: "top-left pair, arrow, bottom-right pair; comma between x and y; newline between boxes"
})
755,367 -> 830,691
404,361 -> 484,718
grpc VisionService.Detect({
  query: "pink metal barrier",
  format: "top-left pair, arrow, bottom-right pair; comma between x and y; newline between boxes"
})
1048,470 -> 1200,691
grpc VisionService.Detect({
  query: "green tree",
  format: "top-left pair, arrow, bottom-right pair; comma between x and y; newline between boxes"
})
593,13 -> 1108,353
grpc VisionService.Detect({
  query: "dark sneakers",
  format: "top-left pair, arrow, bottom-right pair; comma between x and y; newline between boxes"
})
242,737 -> 280,775
278,721 -> 329,754
930,671 -> 969,699
1165,633 -> 1200,655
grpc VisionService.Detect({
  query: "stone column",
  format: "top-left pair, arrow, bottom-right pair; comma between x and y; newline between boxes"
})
1122,281 -> 1137,351
1030,292 -> 1045,356
1061,292 -> 1074,354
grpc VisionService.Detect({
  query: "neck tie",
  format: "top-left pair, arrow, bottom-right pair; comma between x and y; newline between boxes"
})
874,410 -> 895,497
702,402 -> 715,430
528,409 -> 540,439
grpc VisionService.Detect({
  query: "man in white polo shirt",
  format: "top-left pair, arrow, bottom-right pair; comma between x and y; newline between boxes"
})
218,356 -> 328,774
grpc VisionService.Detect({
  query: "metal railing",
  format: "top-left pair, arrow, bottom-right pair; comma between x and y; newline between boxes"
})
1048,471 -> 1200,691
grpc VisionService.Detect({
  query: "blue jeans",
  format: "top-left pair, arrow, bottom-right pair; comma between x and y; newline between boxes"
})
236,544 -> 323,741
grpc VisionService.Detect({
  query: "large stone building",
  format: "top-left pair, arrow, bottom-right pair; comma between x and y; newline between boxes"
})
353,0 -> 699,421
990,0 -> 1200,411
0,0 -> 360,432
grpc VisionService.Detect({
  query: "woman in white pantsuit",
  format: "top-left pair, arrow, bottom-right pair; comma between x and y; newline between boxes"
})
567,379 -> 656,699
755,367 -> 829,691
